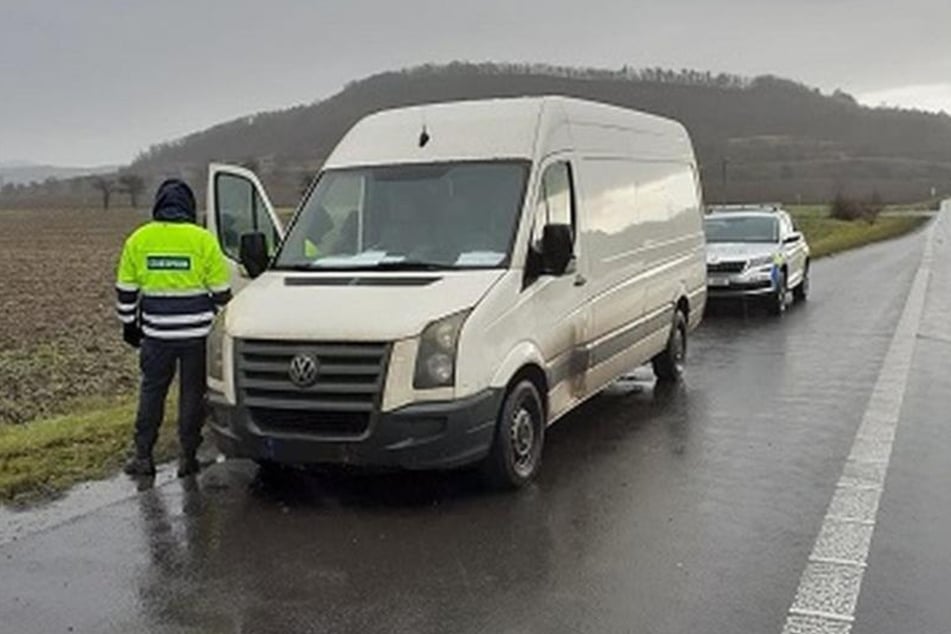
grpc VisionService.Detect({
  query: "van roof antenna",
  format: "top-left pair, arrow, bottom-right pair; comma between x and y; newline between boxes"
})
418,111 -> 430,148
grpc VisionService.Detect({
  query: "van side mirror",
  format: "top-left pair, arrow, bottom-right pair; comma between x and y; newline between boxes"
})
239,232 -> 269,279
784,232 -> 802,245
541,224 -> 574,275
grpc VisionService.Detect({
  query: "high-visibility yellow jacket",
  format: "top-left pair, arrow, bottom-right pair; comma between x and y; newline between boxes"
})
115,222 -> 231,340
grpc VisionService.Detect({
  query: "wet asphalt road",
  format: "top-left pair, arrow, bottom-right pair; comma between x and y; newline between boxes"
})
1,219 -> 948,634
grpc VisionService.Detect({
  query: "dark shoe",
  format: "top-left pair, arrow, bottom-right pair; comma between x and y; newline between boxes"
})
177,455 -> 201,478
123,456 -> 156,477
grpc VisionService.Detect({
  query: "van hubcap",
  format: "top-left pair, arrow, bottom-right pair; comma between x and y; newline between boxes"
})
510,407 -> 536,476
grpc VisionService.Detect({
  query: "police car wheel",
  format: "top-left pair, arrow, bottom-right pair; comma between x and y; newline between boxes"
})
794,265 -> 810,302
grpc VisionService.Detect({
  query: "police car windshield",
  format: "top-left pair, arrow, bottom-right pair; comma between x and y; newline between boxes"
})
704,215 -> 779,243
274,161 -> 530,271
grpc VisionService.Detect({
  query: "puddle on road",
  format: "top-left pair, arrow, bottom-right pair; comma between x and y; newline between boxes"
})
0,370 -> 665,547
0,456 -> 219,546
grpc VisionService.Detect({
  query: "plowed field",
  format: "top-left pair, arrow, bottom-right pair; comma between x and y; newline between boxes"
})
0,209 -> 149,424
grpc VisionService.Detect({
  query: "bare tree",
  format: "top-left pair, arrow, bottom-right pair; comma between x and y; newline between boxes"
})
118,173 -> 146,208
91,176 -> 115,210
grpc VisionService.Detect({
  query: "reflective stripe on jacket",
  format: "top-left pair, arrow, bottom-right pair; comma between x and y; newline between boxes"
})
115,221 -> 231,340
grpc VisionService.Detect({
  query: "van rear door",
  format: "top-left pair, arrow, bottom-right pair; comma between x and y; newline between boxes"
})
205,163 -> 285,293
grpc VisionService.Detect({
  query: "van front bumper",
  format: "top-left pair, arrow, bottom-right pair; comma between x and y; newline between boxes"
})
206,389 -> 502,470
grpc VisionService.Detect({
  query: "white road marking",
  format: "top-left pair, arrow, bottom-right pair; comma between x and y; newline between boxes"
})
823,518 -> 875,527
781,214 -> 939,633
788,609 -> 855,623
809,558 -> 867,568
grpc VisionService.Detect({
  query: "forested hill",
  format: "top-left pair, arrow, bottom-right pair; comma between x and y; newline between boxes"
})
127,63 -> 951,205
6,63 -> 951,209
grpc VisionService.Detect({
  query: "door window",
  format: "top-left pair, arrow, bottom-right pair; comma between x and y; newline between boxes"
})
531,162 -> 575,250
215,173 -> 279,259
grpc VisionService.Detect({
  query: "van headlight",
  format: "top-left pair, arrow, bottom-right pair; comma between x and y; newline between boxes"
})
207,310 -> 226,381
413,310 -> 470,389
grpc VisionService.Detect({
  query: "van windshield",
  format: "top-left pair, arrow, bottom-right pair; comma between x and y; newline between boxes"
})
274,161 -> 530,271
704,215 -> 779,243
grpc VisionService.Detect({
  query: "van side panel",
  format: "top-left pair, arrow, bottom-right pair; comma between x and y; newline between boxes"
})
637,161 -> 706,319
464,106 -> 706,426
574,151 -> 704,397
447,100 -> 705,419
578,158 -> 648,336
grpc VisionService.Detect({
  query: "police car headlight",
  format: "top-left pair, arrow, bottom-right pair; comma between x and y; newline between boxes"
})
747,255 -> 776,269
207,310 -> 226,381
413,310 -> 470,389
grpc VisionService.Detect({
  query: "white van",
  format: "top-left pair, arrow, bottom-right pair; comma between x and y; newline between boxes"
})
204,96 -> 706,488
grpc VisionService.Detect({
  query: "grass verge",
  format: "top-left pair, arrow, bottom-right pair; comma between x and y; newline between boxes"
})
789,208 -> 931,259
0,395 -> 178,504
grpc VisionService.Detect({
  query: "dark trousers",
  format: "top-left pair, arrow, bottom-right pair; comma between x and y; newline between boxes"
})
134,337 -> 207,458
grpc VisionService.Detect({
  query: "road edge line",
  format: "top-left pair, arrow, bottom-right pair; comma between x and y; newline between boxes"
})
780,215 -> 938,633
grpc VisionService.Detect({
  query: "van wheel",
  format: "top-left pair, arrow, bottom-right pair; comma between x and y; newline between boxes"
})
481,380 -> 545,490
793,265 -> 809,302
652,310 -> 687,383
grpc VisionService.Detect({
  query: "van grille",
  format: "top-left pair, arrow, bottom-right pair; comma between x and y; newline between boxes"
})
248,408 -> 370,436
236,339 -> 390,437
707,261 -> 747,274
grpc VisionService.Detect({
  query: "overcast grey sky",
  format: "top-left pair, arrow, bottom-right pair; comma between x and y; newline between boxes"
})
2,0 -> 950,167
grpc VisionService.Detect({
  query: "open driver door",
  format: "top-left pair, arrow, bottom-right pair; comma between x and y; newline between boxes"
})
205,163 -> 286,294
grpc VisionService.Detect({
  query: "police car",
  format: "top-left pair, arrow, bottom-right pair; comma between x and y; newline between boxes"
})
703,204 -> 810,315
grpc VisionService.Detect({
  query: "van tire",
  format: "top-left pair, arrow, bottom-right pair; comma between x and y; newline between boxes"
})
652,310 -> 687,383
480,380 -> 545,490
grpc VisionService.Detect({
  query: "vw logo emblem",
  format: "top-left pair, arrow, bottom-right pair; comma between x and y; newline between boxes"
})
288,353 -> 319,388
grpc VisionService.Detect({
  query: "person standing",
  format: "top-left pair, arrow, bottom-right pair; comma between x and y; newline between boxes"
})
115,179 -> 231,477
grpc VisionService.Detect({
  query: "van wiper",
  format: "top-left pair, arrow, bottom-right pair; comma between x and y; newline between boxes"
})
368,260 -> 445,271
276,263 -> 324,271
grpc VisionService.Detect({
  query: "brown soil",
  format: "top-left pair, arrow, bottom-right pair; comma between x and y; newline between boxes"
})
0,208 -> 151,424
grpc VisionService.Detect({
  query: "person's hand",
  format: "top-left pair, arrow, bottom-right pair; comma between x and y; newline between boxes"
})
123,323 -> 142,348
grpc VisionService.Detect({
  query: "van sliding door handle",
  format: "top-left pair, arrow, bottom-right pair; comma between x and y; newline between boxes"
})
574,275 -> 588,287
